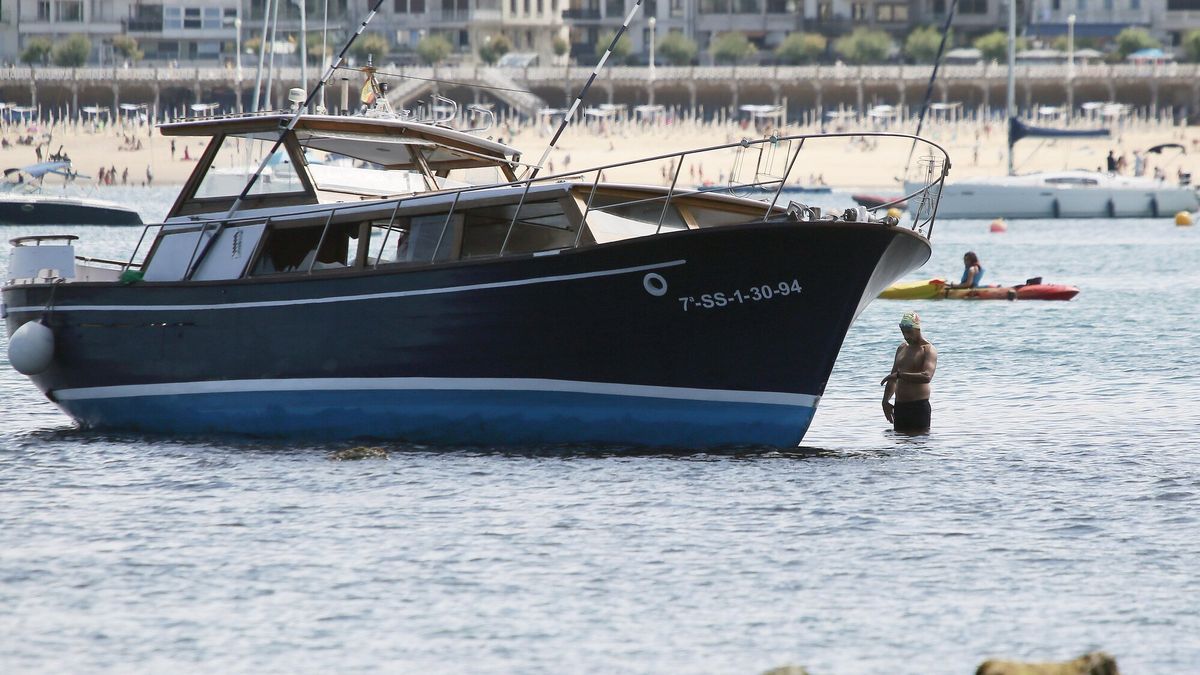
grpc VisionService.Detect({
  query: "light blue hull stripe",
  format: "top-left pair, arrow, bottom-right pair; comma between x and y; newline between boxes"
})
57,388 -> 819,448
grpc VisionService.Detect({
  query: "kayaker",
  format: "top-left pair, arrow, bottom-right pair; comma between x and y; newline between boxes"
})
948,251 -> 983,289
881,311 -> 938,433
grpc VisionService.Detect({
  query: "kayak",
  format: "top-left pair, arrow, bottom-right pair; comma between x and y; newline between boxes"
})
881,278 -> 1080,301
879,277 -> 946,299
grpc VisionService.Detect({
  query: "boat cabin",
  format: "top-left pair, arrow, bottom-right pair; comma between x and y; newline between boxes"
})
158,114 -> 522,218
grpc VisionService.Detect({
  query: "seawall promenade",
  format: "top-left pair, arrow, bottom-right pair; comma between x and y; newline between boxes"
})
3,62 -> 1200,120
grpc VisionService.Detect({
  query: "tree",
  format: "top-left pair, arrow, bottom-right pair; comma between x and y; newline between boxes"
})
1114,27 -> 1160,58
774,32 -> 825,65
657,32 -> 698,66
1050,35 -> 1098,52
904,26 -> 946,64
306,32 -> 333,65
416,34 -> 453,65
111,36 -> 144,62
552,35 -> 570,58
1182,30 -> 1200,62
53,34 -> 92,68
711,32 -> 756,65
20,38 -> 53,66
349,32 -> 390,64
478,34 -> 512,65
834,28 -> 892,64
973,30 -> 1027,62
595,30 -> 632,63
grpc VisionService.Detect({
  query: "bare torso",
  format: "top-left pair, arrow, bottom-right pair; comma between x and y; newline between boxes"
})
893,341 -> 934,402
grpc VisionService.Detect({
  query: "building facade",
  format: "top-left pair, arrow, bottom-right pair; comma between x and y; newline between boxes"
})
4,0 -> 246,62
0,0 -> 1191,66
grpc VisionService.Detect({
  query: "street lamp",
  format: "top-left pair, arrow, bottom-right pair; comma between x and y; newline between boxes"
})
235,16 -> 243,82
1067,13 -> 1076,80
1067,13 -> 1075,119
648,15 -> 656,80
291,0 -> 308,98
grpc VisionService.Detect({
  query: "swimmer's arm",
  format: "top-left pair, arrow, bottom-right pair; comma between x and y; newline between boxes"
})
879,346 -> 902,387
897,346 -> 938,383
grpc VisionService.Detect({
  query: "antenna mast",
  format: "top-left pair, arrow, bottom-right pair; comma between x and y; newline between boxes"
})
526,0 -> 645,179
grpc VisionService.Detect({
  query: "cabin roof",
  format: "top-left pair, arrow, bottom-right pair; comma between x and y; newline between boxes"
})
158,114 -> 520,172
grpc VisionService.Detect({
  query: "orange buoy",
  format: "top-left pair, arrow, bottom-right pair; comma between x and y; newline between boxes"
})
1175,211 -> 1194,227
989,218 -> 1007,233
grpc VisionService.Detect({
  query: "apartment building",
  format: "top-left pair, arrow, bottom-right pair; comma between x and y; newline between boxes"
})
1028,0 -> 1158,42
562,0 -> 1009,64
364,0 -> 566,65
3,0 -> 243,62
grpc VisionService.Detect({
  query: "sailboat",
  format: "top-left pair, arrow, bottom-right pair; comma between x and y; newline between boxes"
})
905,3 -> 1199,219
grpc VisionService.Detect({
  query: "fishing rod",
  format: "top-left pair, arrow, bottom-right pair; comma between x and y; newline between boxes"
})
185,0 -> 388,280
526,0 -> 644,180
900,0 -> 958,181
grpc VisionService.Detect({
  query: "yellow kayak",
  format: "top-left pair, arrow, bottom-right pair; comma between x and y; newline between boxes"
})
879,278 -> 946,299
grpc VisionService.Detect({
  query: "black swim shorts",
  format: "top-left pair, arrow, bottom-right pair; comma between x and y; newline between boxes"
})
893,399 -> 931,432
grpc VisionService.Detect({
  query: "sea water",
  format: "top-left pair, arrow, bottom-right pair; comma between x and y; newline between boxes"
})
1,193 -> 1198,673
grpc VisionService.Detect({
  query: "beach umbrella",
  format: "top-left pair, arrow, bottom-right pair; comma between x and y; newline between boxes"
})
189,102 -> 220,117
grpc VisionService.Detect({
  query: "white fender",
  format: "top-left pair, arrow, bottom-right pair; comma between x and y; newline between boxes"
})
8,320 -> 55,375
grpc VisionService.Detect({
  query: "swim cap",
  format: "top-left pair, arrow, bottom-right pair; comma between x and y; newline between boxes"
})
899,311 -> 921,329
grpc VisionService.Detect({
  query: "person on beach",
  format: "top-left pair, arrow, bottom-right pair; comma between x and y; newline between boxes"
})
948,251 -> 983,289
881,311 -> 937,433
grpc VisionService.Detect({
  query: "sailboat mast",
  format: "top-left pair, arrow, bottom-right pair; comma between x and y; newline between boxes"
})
1006,0 -> 1017,176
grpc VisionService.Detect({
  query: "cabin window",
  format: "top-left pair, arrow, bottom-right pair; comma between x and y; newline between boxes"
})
458,201 -> 576,258
194,136 -> 306,199
367,215 -> 463,265
251,221 -> 364,275
582,193 -> 688,243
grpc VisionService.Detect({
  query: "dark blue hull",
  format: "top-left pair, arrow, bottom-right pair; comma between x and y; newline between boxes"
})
0,197 -> 142,225
4,220 -> 929,447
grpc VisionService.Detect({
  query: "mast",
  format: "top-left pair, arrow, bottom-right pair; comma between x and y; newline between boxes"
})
1006,0 -> 1016,176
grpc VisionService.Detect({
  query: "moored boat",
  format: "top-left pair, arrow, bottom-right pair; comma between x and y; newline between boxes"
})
1,161 -> 142,225
3,74 -> 949,448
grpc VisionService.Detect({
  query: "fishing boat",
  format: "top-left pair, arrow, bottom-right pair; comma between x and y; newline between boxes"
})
1,5 -> 949,448
880,277 -> 1079,301
1,161 -> 142,225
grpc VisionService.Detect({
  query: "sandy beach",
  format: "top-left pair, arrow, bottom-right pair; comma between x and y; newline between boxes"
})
3,114 -> 1197,195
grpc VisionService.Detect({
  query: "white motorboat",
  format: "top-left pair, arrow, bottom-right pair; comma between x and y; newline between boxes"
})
916,167 -> 1198,220
1,161 -> 142,225
904,1 -> 1199,220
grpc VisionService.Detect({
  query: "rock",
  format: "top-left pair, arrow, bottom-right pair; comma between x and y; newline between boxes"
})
761,666 -> 810,675
328,446 -> 389,461
976,651 -> 1118,675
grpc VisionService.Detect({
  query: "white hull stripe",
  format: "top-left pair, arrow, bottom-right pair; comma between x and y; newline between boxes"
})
8,259 -> 686,314
53,376 -> 820,408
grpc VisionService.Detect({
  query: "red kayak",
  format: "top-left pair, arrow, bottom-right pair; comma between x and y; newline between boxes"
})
881,277 -> 1080,301
946,283 -> 1080,301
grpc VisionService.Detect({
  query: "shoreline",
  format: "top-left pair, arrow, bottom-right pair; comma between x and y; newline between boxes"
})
3,116 -> 1196,194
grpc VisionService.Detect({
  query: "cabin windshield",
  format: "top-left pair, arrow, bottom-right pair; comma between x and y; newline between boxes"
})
294,133 -> 509,198
194,135 -> 306,198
